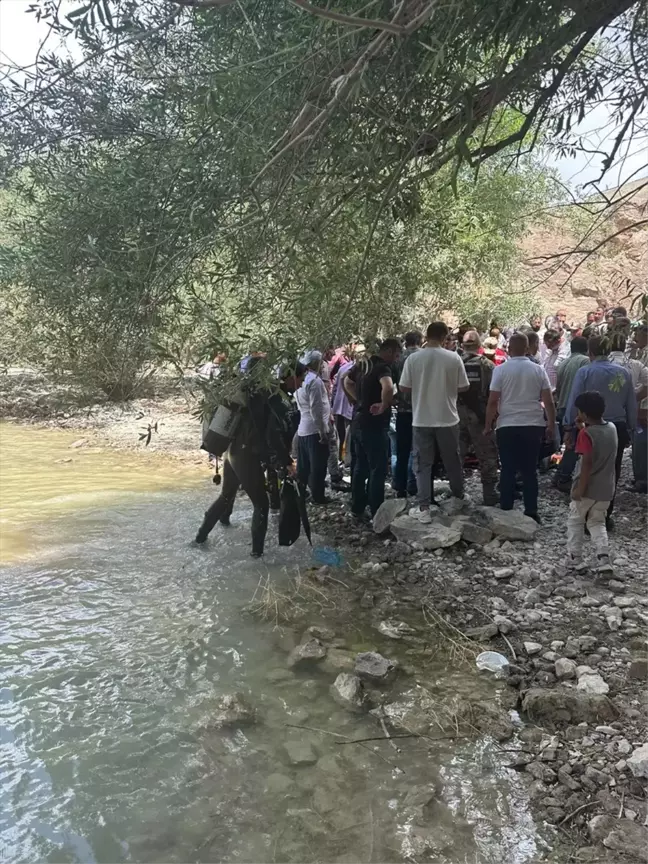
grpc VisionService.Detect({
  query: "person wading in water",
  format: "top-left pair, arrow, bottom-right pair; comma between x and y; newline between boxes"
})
195,361 -> 306,556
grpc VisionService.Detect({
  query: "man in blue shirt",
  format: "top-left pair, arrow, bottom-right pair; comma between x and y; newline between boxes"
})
564,335 -> 637,530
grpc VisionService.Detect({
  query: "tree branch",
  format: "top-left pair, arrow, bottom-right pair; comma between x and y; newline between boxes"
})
173,0 -> 237,7
414,0 -> 639,160
289,0 -> 406,34
470,27 -> 599,163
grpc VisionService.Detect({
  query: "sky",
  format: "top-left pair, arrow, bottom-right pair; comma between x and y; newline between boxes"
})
1,0 -> 647,191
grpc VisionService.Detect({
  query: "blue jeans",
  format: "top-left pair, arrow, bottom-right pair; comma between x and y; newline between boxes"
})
297,434 -> 328,503
557,415 -> 578,482
393,412 -> 417,495
351,422 -> 389,516
496,426 -> 544,516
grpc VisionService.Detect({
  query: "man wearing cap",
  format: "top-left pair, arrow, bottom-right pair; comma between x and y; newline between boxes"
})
458,331 -> 499,505
482,336 -> 507,365
295,350 -> 331,504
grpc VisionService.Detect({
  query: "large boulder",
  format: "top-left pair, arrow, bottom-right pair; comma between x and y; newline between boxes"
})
390,516 -> 461,550
287,638 -> 327,669
588,815 -> 648,859
372,498 -> 407,534
210,692 -> 256,728
354,651 -> 398,683
460,521 -> 494,545
473,506 -> 539,540
330,673 -> 367,712
522,688 -> 618,727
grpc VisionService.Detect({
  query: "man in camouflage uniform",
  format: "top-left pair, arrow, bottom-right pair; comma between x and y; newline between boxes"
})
458,331 -> 499,505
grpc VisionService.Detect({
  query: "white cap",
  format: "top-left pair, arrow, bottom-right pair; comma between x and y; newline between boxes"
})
300,349 -> 323,366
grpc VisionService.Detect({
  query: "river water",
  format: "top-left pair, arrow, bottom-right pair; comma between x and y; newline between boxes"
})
0,424 -> 553,863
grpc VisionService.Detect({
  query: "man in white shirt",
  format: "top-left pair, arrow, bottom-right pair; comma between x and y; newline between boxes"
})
296,351 -> 331,504
484,332 -> 556,522
540,329 -> 570,390
399,321 -> 470,521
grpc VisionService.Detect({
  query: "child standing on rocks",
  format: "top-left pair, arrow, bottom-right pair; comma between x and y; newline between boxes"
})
568,391 -> 617,574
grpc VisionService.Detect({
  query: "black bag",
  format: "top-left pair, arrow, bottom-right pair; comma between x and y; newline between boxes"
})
278,478 -> 301,546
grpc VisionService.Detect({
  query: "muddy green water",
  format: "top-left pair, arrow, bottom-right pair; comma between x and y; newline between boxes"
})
0,424 -> 551,863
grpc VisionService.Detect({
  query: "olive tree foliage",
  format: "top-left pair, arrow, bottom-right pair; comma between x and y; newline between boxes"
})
1,0 -> 646,394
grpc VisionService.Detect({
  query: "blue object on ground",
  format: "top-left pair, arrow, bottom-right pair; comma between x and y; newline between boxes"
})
312,546 -> 343,567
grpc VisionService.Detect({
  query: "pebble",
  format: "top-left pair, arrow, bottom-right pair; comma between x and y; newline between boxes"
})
524,642 -> 543,656
555,658 -> 577,679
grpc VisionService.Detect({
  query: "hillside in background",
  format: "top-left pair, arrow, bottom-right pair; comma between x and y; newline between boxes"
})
521,178 -> 647,323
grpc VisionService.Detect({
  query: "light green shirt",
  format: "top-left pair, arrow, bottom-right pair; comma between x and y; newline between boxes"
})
555,353 -> 589,415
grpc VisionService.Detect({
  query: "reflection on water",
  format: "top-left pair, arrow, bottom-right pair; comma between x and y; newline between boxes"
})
0,424 -> 551,863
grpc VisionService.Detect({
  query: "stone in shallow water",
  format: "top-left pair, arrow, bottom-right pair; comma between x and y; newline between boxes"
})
354,651 -> 398,683
283,739 -> 318,766
330,673 -> 366,713
287,638 -> 327,668
376,619 -> 414,639
210,692 -> 256,728
264,773 -> 294,795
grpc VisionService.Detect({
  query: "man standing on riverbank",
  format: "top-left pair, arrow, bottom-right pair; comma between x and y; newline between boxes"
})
484,332 -> 555,523
399,321 -> 470,521
393,330 -> 423,498
458,331 -> 499,506
296,351 -> 331,505
564,335 -> 637,530
553,336 -> 590,492
344,339 -> 401,519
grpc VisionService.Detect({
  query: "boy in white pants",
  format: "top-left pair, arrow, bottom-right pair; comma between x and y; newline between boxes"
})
568,391 -> 618,574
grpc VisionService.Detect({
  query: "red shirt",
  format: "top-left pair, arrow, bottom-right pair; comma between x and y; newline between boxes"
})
479,347 -> 507,365
575,427 -> 593,455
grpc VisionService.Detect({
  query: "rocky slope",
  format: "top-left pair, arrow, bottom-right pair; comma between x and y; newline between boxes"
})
306,467 -> 648,860
521,179 -> 648,322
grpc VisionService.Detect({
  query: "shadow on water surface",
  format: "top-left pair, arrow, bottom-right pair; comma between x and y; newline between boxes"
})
0,424 -> 554,863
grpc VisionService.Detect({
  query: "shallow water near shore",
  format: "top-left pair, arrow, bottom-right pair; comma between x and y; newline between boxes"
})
1,423 -> 553,863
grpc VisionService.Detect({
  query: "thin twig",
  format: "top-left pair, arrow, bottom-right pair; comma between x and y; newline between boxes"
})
500,631 -> 517,661
379,716 -> 399,752
336,731 -> 472,745
559,800 -> 599,826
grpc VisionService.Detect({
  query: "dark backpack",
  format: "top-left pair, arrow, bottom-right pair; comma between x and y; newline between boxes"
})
459,356 -> 490,421
278,478 -> 301,546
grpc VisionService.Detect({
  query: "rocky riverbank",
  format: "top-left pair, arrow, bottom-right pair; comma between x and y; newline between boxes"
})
2,371 -> 646,859
301,469 -> 648,861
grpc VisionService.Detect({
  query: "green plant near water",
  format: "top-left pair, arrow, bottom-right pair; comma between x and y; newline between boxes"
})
1,0 -> 645,397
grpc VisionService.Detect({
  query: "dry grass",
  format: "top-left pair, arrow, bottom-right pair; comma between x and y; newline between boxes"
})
245,566 -> 337,625
420,598 -> 482,667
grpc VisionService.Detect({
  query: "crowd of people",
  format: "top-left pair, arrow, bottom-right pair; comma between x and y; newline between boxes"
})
195,306 -> 647,571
